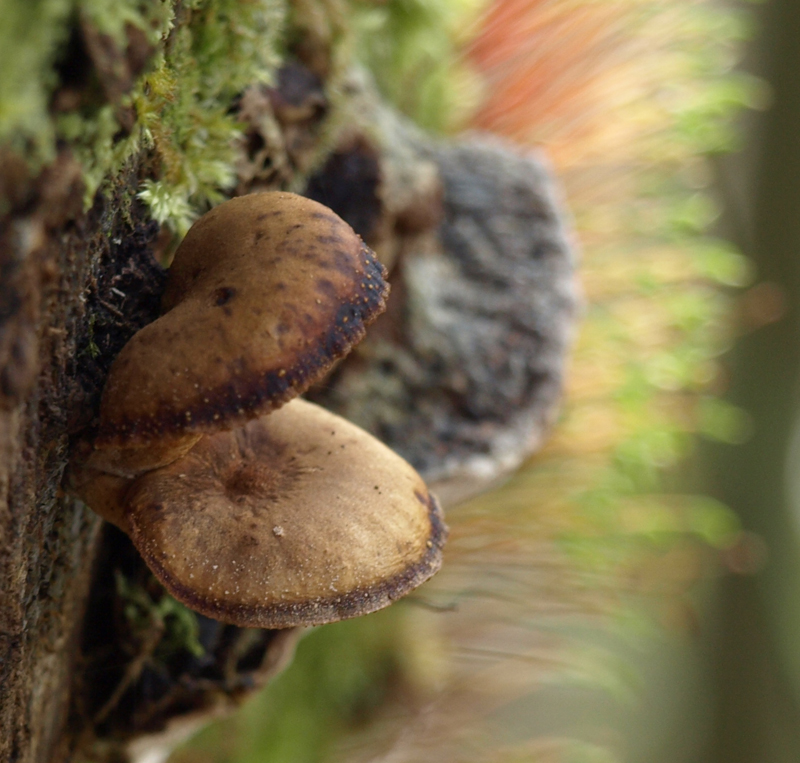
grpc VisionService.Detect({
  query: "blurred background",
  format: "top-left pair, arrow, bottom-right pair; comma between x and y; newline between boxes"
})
166,0 -> 800,761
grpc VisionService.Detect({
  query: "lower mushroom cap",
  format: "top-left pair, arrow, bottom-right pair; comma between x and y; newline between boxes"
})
124,399 -> 447,628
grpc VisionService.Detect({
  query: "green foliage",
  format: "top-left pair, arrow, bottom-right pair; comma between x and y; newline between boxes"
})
115,571 -> 205,659
348,0 -> 484,133
561,0 -> 759,582
697,396 -> 753,444
178,607 -> 410,763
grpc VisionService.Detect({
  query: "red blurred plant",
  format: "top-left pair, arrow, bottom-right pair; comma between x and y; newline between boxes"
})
466,0 -> 642,163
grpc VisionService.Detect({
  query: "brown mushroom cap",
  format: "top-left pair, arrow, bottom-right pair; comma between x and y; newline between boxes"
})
96,193 -> 389,450
121,398 -> 446,628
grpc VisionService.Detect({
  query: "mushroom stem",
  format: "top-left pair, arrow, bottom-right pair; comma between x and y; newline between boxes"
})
78,432 -> 204,479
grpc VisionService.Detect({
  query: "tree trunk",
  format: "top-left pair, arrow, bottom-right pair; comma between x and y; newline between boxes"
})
0,150 -> 173,760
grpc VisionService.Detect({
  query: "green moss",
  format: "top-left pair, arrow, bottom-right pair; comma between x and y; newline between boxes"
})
0,0 -> 164,164
2,0 -> 287,232
129,0 -> 286,233
80,0 -> 168,48
0,0 -> 76,165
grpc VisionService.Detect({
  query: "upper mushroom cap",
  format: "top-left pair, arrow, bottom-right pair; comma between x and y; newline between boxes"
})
122,398 -> 447,628
95,192 -> 389,448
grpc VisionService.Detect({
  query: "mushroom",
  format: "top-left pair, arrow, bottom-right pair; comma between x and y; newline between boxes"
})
87,191 -> 390,477
70,192 -> 446,628
78,399 -> 446,628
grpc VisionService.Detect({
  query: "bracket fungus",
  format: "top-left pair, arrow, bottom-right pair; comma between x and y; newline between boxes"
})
70,192 -> 446,628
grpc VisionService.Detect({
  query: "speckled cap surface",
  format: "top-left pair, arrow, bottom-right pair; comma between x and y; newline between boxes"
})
96,193 -> 389,447
124,399 -> 447,628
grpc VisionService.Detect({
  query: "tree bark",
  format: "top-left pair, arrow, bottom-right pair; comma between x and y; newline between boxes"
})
0,149 -> 170,760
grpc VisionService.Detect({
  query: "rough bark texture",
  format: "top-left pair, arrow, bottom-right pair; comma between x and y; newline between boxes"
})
0,148 -> 179,759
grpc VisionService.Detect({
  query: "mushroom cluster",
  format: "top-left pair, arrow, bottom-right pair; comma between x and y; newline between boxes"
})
69,192 -> 446,629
